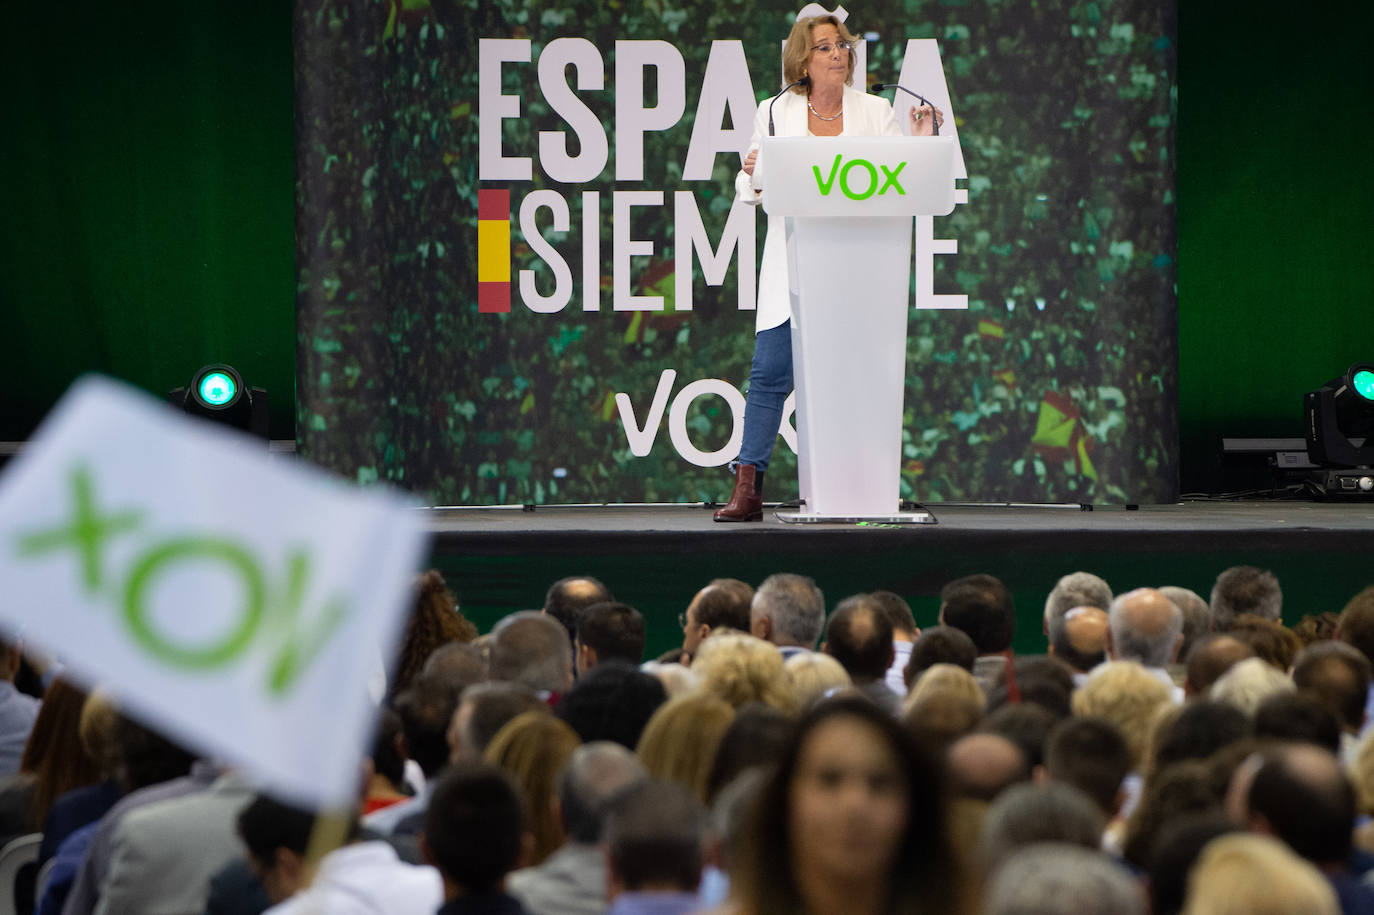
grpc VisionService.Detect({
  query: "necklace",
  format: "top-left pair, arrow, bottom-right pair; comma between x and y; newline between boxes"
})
807,98 -> 843,121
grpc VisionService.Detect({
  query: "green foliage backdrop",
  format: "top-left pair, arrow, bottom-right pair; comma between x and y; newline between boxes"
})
295,0 -> 1177,505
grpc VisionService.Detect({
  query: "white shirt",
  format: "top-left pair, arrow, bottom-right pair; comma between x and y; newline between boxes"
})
264,841 -> 442,915
886,640 -> 913,697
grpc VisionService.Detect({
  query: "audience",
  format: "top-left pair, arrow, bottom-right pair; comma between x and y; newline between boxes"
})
508,742 -> 646,915
0,639 -> 41,776
16,564 -> 1374,915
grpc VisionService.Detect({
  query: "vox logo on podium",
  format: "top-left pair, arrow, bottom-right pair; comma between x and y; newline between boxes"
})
812,155 -> 907,201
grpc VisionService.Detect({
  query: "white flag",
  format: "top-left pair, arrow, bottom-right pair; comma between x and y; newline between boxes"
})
0,376 -> 427,808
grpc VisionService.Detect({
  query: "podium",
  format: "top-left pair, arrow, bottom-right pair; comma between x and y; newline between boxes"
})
758,136 -> 956,523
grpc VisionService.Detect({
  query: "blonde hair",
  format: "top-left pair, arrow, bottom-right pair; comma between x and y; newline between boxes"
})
784,652 -> 851,709
691,631 -> 797,713
1351,731 -> 1374,814
78,688 -> 121,776
1071,661 -> 1173,768
1182,834 -> 1339,915
906,664 -> 987,716
1210,656 -> 1295,717
639,661 -> 700,698
636,693 -> 736,802
484,710 -> 581,865
781,15 -> 859,92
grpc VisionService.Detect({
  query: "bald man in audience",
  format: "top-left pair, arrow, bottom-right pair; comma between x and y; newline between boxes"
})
1107,588 -> 1185,701
544,576 -> 614,643
823,595 -> 901,715
1185,633 -> 1255,698
946,733 -> 1031,803
489,611 -> 575,697
1048,606 -> 1109,685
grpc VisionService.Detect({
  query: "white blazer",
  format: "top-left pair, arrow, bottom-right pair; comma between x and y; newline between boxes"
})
734,84 -> 903,334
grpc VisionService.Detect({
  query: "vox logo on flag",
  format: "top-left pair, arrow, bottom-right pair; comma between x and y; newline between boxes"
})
0,376 -> 428,807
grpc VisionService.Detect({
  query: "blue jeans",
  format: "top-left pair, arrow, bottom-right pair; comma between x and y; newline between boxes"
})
737,321 -> 792,472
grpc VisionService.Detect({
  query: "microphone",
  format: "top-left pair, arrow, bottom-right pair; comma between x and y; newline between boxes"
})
873,82 -> 940,136
768,76 -> 810,136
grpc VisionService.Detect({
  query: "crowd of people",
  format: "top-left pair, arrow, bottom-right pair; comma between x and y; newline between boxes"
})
3,564 -> 1374,914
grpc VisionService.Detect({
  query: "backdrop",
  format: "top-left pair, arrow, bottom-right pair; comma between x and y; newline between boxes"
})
294,0 -> 1177,505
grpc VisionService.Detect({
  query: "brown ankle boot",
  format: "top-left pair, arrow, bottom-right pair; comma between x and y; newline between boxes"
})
714,464 -> 764,522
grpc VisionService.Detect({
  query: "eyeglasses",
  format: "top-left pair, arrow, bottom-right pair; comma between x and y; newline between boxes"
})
811,41 -> 853,55
678,611 -> 689,630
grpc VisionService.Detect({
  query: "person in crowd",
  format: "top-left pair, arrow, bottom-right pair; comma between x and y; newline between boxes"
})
1181,833 -> 1339,915
1296,612 -> 1343,647
1211,656 -> 1294,717
1151,700 -> 1252,773
636,694 -> 735,803
365,671 -> 468,835
1048,606 -> 1109,683
489,611 -> 575,698
900,672 -> 985,756
1073,661 -> 1174,772
938,574 -> 1016,693
638,662 -> 699,698
1338,586 -> 1374,662
704,704 -> 793,804
984,657 -> 1074,719
237,794 -> 441,914
946,733 -> 1030,803
1160,585 -> 1212,663
543,576 -> 614,645
555,662 -> 666,750
38,689 -> 121,868
1042,571 -> 1113,636
420,641 -> 487,687
677,579 -> 754,665
713,12 -> 940,522
0,677 -> 98,843
1106,587 -> 1185,700
983,843 -> 1145,915
730,696 -> 966,915
603,779 -> 706,915
1350,734 -> 1374,854
483,711 -> 581,866
1210,565 -> 1283,631
822,595 -> 901,714
389,569 -> 478,700
0,638 -> 41,776
1123,760 -> 1224,868
980,704 -> 1058,771
1184,634 -> 1255,698
1292,640 -> 1371,763
362,708 -> 410,816
89,765 -> 255,915
700,767 -> 768,909
447,682 -> 547,765
748,573 -> 825,659
1148,812 -> 1238,915
1253,692 -> 1342,754
691,631 -> 797,713
782,652 -> 851,710
975,783 -> 1106,877
508,742 -> 647,915
903,627 -> 977,688
869,591 -> 920,697
1043,716 -> 1132,820
1230,614 -> 1302,671
59,724 -> 200,915
574,602 -> 645,675
421,762 -> 531,915
1235,743 -> 1374,911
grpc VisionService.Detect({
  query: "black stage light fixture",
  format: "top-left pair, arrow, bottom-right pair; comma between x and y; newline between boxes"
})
1305,362 -> 1374,467
168,364 -> 270,439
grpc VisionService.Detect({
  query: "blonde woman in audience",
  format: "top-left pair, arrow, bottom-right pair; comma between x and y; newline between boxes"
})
484,710 -> 582,866
691,630 -> 797,713
905,663 -> 987,716
637,693 -> 736,803
1181,833 -> 1338,915
1209,656 -> 1294,717
1349,733 -> 1374,854
1071,661 -> 1173,771
783,652 -> 850,709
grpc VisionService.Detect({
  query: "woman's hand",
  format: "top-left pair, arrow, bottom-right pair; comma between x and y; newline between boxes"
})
742,149 -> 758,176
909,104 -> 944,136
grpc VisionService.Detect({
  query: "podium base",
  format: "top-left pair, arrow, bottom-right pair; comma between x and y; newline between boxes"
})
774,510 -> 938,526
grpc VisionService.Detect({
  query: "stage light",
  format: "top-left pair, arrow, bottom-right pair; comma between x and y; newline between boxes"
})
169,364 -> 270,439
1305,362 -> 1374,469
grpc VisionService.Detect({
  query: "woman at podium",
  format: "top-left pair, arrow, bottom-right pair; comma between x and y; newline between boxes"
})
714,13 -> 943,522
